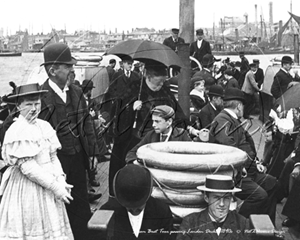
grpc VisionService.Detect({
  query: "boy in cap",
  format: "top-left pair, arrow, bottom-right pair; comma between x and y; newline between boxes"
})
253,59 -> 264,88
190,28 -> 212,70
126,105 -> 191,163
107,164 -> 173,240
163,28 -> 185,53
177,175 -> 251,240
210,88 -> 278,223
242,63 -> 261,117
271,56 -> 300,99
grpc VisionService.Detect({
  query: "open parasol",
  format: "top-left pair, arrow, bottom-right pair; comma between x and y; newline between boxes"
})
105,39 -> 183,69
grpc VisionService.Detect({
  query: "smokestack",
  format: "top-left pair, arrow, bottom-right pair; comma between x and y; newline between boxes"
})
269,2 -> 273,26
235,29 -> 239,42
255,4 -> 258,42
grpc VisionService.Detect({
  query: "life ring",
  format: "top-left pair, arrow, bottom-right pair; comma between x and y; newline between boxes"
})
152,186 -> 205,206
170,205 -> 204,218
137,142 -> 247,171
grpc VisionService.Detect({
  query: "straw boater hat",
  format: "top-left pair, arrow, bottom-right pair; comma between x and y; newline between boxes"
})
197,175 -> 241,193
8,83 -> 48,99
151,105 -> 175,119
113,164 -> 153,208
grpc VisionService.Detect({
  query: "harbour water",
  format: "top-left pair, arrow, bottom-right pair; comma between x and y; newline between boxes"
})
0,52 -> 295,97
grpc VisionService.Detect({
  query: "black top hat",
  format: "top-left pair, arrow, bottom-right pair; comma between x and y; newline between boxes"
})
196,28 -> 204,35
113,165 -> 153,208
208,85 -> 224,97
171,28 -> 179,34
223,87 -> 245,103
202,54 -> 215,67
81,79 -> 95,90
224,69 -> 234,76
197,175 -> 241,193
253,59 -> 260,63
8,83 -> 48,99
41,43 -> 77,66
151,105 -> 175,119
281,56 -> 293,64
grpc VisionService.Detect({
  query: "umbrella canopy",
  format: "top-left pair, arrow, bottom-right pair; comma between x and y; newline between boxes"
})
105,39 -> 183,69
275,83 -> 300,111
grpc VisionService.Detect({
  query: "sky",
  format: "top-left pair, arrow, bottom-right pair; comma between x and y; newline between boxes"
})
1,0 -> 299,35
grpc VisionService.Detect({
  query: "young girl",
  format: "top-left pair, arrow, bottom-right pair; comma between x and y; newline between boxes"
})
0,83 -> 74,239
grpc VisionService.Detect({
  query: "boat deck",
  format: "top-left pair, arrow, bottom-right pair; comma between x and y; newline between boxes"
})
90,116 -> 300,240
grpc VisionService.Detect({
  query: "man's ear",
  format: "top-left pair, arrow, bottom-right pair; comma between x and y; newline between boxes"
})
48,67 -> 56,77
203,192 -> 209,203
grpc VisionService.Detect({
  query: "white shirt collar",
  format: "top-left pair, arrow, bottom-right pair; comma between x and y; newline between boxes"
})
49,79 -> 69,103
210,102 -> 216,110
224,108 -> 238,119
204,68 -> 211,73
160,127 -> 173,142
280,67 -> 288,74
197,39 -> 203,48
128,209 -> 145,238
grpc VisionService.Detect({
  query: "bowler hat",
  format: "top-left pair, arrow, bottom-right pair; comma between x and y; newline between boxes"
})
151,105 -> 175,119
253,59 -> 260,64
201,54 -> 215,67
208,85 -> 224,97
197,175 -> 241,193
223,87 -> 245,103
281,56 -> 293,64
41,43 -> 77,66
239,51 -> 245,55
224,69 -> 233,76
113,165 -> 153,208
171,28 -> 179,34
8,83 -> 48,99
121,55 -> 133,63
196,28 -> 204,35
81,79 -> 95,90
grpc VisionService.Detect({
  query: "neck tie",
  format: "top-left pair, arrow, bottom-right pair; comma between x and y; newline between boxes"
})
160,134 -> 168,142
126,70 -> 130,78
212,221 -> 224,229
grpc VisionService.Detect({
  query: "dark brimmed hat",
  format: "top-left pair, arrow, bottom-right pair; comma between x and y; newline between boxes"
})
281,56 -> 293,64
208,85 -> 224,98
109,59 -> 116,64
113,165 -> 153,209
151,105 -> 175,119
197,175 -> 241,193
249,63 -> 257,68
8,83 -> 48,99
171,28 -> 179,34
41,43 -> 77,66
239,51 -> 245,55
202,54 -> 215,67
121,55 -> 133,63
253,59 -> 260,64
144,59 -> 168,77
223,87 -> 245,103
196,28 -> 204,35
224,69 -> 233,76
81,80 -> 95,92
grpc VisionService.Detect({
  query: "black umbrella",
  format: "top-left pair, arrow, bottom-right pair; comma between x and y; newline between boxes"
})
105,39 -> 183,68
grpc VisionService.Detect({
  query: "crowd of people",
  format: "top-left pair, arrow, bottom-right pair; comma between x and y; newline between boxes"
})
0,26 -> 299,240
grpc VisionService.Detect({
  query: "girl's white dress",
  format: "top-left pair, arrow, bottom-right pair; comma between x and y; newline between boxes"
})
0,115 -> 73,240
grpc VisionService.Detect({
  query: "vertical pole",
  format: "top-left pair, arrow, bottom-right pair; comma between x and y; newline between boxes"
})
178,0 -> 194,119
294,34 -> 299,65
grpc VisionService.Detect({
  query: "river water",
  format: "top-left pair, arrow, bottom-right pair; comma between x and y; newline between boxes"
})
0,52 -> 295,97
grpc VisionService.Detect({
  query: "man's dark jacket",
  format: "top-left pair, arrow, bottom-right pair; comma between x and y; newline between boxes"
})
271,69 -> 294,99
254,67 -> 264,88
198,103 -> 220,130
107,197 -> 173,240
177,208 -> 251,240
126,127 -> 191,163
163,36 -> 185,52
189,40 -> 211,66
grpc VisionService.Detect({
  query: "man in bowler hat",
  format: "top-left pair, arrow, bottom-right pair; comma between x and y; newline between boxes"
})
125,105 -> 191,163
198,85 -> 224,130
163,28 -> 185,53
253,59 -> 264,88
271,55 -> 300,99
177,175 -> 251,240
210,88 -> 278,223
106,164 -> 173,240
190,28 -> 212,70
39,43 -> 100,239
